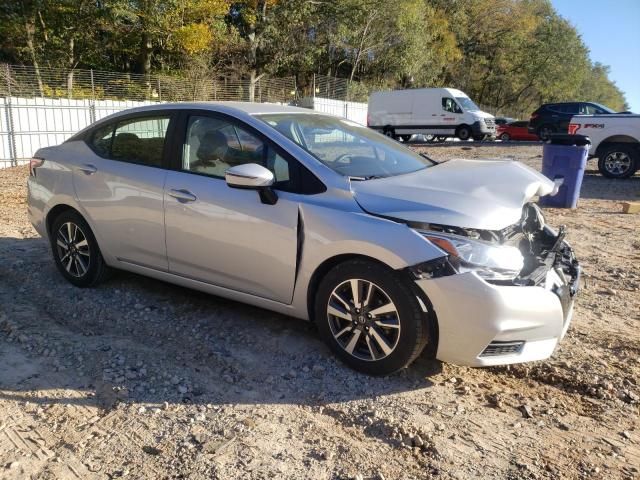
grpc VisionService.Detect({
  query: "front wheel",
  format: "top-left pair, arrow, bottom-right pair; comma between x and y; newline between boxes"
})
598,145 -> 638,178
400,134 -> 412,142
456,125 -> 472,141
537,125 -> 555,141
500,132 -> 511,141
315,259 -> 432,375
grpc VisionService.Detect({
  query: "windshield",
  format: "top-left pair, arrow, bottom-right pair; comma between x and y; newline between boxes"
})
455,97 -> 480,111
256,113 -> 432,178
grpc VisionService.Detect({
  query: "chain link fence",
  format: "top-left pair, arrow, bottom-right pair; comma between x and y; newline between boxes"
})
0,64 -> 297,103
0,64 -> 303,167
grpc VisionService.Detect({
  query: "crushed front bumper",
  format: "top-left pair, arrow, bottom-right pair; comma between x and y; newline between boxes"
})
415,242 -> 579,367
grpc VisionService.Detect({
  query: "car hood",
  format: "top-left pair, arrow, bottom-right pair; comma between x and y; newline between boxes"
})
351,159 -> 554,230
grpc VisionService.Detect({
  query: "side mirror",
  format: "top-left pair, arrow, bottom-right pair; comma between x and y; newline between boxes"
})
225,163 -> 278,205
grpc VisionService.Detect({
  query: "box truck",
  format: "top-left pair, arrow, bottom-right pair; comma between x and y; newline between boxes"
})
367,88 -> 496,141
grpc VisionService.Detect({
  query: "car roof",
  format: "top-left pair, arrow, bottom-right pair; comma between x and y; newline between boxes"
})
106,101 -> 316,116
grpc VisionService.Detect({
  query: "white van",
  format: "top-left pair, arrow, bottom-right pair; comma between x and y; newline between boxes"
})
367,88 -> 496,141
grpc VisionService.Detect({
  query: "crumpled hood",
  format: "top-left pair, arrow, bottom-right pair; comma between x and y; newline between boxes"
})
351,159 -> 554,230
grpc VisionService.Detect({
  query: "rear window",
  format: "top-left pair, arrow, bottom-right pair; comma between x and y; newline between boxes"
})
89,115 -> 171,167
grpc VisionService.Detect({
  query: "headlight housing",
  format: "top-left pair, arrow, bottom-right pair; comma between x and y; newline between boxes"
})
420,231 -> 524,281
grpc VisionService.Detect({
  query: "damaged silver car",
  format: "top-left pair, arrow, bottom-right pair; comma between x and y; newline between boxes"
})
27,103 -> 580,375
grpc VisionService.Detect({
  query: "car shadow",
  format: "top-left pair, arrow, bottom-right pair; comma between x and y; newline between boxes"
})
0,236 -> 444,414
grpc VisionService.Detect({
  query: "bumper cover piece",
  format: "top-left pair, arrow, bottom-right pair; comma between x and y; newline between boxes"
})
415,242 -> 579,367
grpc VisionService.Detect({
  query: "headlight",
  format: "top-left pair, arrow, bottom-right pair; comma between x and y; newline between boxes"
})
420,231 -> 524,281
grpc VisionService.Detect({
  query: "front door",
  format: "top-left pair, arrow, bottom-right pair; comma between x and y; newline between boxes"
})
163,113 -> 299,303
73,113 -> 173,270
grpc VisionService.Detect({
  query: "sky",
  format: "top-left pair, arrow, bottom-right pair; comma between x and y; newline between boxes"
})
552,0 -> 640,112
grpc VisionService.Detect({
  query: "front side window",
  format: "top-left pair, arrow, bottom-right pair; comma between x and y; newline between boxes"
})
257,113 -> 433,179
183,115 -> 291,184
442,97 -> 462,114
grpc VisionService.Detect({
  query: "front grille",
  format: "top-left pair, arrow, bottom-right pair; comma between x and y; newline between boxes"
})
484,118 -> 495,128
480,341 -> 525,357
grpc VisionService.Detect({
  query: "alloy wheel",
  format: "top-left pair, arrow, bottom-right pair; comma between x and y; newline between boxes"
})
56,222 -> 90,278
539,127 -> 552,141
604,151 -> 632,176
327,279 -> 401,361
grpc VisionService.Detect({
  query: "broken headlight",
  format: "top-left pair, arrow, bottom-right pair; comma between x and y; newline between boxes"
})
419,231 -> 524,281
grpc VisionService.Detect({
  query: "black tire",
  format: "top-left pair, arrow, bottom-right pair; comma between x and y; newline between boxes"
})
383,127 -> 397,141
537,125 -> 555,142
315,259 -> 433,375
436,136 -> 447,143
598,144 -> 638,178
500,132 -> 511,141
472,134 -> 486,142
456,125 -> 472,141
400,135 -> 412,142
50,210 -> 111,287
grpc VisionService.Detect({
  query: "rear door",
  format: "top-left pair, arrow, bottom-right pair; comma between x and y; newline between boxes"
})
73,113 -> 175,270
163,111 -> 301,303
558,104 -> 579,132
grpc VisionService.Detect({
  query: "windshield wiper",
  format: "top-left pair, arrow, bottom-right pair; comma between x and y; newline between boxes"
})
420,153 -> 440,164
349,175 -> 385,181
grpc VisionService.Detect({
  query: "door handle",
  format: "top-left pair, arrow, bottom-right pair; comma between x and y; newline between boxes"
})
168,189 -> 197,202
78,164 -> 97,175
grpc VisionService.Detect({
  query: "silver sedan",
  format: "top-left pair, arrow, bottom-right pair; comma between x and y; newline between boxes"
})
27,102 -> 580,375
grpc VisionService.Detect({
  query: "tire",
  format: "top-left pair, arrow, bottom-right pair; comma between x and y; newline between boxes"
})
315,259 -> 433,375
400,135 -> 412,143
49,210 -> 111,287
472,134 -> 486,142
436,136 -> 447,143
598,144 -> 638,179
456,125 -> 472,141
383,127 -> 397,141
500,132 -> 511,141
537,125 -> 555,142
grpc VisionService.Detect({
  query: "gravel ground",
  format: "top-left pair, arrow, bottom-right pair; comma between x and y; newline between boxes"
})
0,145 -> 638,480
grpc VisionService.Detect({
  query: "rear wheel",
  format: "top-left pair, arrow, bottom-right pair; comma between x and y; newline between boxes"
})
50,210 -> 111,287
400,135 -> 412,142
315,259 -> 433,375
537,125 -> 555,141
598,144 -> 638,178
383,127 -> 397,141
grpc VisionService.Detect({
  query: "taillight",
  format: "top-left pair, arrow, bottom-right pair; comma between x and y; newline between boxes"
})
29,158 -> 44,177
568,123 -> 580,135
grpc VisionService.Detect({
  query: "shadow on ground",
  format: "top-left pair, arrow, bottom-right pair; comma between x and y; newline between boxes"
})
0,236 -> 443,414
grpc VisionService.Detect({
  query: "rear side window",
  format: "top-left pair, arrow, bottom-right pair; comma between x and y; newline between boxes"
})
89,115 -> 171,167
90,124 -> 115,157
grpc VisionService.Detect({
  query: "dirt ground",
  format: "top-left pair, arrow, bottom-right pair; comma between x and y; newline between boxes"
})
0,145 -> 638,480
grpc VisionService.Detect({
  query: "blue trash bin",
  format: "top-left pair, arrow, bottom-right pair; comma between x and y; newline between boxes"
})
538,134 -> 590,208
